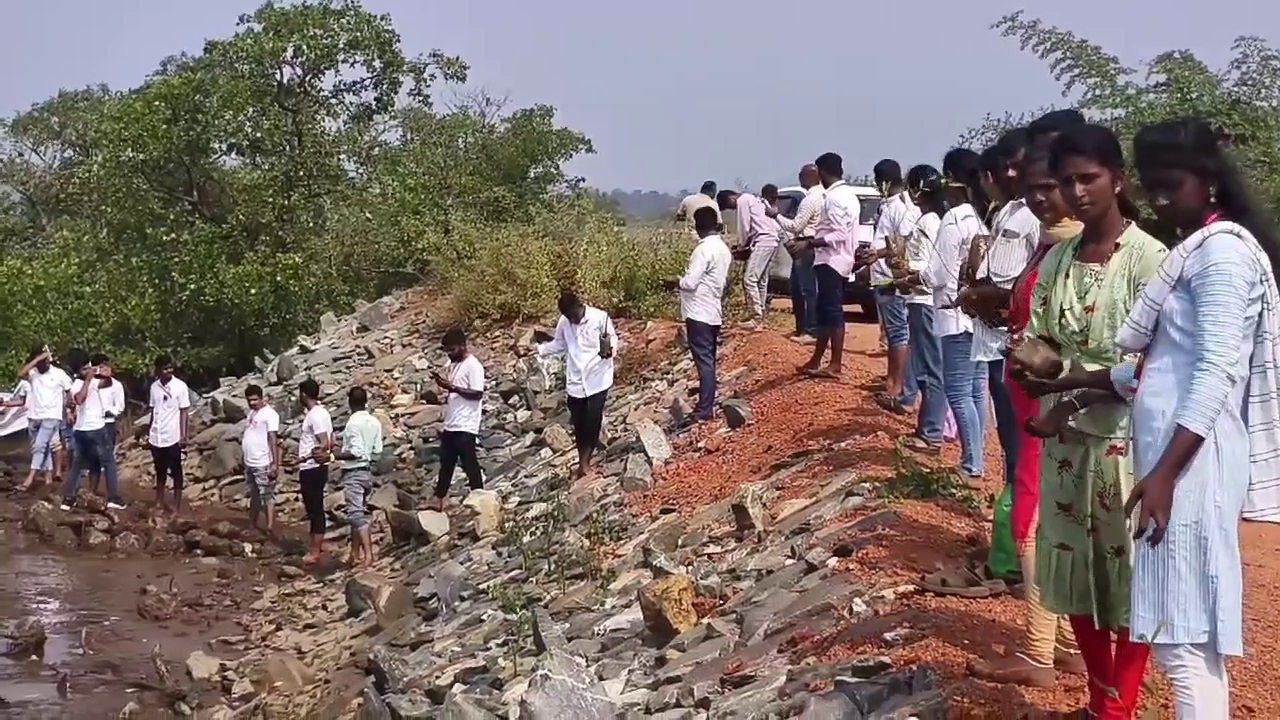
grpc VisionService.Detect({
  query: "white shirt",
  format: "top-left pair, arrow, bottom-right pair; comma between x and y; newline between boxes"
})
675,193 -> 720,226
775,185 -> 825,239
242,404 -> 280,469
25,367 -> 72,421
924,204 -> 986,337
678,234 -> 733,326
341,409 -> 384,469
537,306 -> 620,398
297,404 -> 333,470
903,211 -> 940,306
443,354 -> 486,434
148,377 -> 191,447
71,378 -> 123,432
972,199 -> 1041,361
813,181 -> 861,278
871,192 -> 920,287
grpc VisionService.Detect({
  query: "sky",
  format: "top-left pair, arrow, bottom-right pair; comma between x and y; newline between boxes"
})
4,0 -> 1278,193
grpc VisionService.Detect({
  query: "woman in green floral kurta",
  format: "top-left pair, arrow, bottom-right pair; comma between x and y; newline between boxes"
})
1013,124 -> 1166,718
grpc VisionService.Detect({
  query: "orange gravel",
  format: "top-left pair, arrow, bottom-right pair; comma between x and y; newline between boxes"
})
628,311 -> 1280,718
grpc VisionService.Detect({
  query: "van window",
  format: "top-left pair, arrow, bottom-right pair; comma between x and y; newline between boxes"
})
859,197 -> 882,225
775,194 -> 802,219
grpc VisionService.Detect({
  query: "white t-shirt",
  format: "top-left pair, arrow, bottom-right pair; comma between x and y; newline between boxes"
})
70,378 -> 113,432
148,377 -> 191,447
242,404 -> 281,469
14,379 -> 32,413
297,404 -> 333,470
444,355 -> 485,434
26,367 -> 72,421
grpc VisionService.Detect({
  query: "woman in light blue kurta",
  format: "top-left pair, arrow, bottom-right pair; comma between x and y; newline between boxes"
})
1117,118 -> 1280,718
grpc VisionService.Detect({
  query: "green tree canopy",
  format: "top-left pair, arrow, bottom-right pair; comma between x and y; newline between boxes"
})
0,0 -> 593,380
961,11 -> 1280,213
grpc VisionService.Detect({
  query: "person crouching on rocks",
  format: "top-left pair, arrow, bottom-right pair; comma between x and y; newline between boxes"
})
296,377 -> 333,567
334,386 -> 382,569
241,384 -> 281,536
428,328 -> 486,511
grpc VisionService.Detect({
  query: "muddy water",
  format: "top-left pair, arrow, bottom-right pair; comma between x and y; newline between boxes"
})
0,529 -> 246,719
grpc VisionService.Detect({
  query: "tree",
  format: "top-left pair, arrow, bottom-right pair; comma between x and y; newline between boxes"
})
961,11 -> 1280,213
0,0 -> 593,379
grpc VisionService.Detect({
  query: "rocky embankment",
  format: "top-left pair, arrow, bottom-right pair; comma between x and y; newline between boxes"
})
12,290 -> 951,719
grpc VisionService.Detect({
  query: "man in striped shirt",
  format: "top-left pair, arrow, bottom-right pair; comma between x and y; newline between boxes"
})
767,163 -> 824,342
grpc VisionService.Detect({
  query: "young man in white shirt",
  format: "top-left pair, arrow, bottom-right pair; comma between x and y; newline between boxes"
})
865,160 -> 921,413
296,377 -> 333,566
85,354 -> 126,498
675,206 -> 732,423
767,164 -> 824,343
241,383 -> 280,535
430,328 -> 485,510
537,291 -> 620,479
801,152 -> 861,378
62,355 -> 126,510
335,386 -> 382,568
148,355 -> 190,514
16,346 -> 72,492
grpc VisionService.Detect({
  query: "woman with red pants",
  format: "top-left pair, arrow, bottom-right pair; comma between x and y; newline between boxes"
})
1014,124 -> 1167,718
971,145 -> 1087,687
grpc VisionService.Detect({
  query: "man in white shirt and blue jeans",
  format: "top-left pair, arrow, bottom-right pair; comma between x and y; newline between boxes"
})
63,355 -> 126,510
676,207 -> 732,422
537,291 -> 619,479
335,386 -> 382,569
16,346 -> 72,492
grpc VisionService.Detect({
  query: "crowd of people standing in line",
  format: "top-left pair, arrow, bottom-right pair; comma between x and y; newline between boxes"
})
682,110 -> 1280,718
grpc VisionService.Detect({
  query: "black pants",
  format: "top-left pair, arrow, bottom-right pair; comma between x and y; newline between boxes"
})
685,320 -> 720,420
566,391 -> 607,451
436,431 -> 483,498
150,443 -> 184,493
299,465 -> 328,535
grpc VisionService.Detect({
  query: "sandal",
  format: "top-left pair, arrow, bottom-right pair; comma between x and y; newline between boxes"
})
919,561 -> 1009,598
873,392 -> 910,415
901,436 -> 941,456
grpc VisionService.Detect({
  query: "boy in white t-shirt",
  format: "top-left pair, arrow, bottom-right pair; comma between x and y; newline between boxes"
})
296,377 -> 333,566
147,355 -> 191,513
241,383 -> 281,535
427,328 -> 484,510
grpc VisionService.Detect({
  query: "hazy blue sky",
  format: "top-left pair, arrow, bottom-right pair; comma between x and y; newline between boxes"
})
4,1 -> 1277,192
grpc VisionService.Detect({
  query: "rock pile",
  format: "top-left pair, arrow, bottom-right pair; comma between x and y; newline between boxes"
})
15,288 -> 956,718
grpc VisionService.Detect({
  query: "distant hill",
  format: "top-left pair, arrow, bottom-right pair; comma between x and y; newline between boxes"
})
597,188 -> 685,220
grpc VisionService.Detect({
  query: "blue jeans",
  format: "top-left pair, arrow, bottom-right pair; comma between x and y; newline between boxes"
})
907,304 -> 946,444
941,333 -> 987,476
64,427 -> 122,504
877,291 -> 918,405
685,319 -> 721,420
789,246 -> 817,335
986,359 -> 1020,487
28,418 -> 60,472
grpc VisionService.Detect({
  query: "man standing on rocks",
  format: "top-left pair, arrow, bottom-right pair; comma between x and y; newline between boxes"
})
335,386 -> 382,568
148,355 -> 190,514
16,346 -> 71,492
429,328 -> 485,510
241,383 -> 280,535
675,206 -> 731,424
537,291 -> 619,479
799,152 -> 861,379
296,378 -> 333,566
62,356 -> 127,511
86,354 -> 126,498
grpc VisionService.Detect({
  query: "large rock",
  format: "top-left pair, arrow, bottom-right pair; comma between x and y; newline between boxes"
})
635,419 -> 672,465
22,501 -> 57,538
385,508 -> 449,543
541,424 -> 574,453
462,490 -> 502,539
344,573 -> 412,627
518,648 -> 617,720
721,398 -> 754,429
619,453 -> 653,493
638,574 -> 697,642
254,652 -> 316,693
730,482 -> 769,536
185,649 -> 224,682
200,440 -> 243,479
1,617 -> 46,656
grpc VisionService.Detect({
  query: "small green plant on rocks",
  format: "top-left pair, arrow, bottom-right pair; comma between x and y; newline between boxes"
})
880,446 -> 981,511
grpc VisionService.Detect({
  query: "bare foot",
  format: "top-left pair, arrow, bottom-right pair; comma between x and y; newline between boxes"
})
302,553 -> 321,568
16,481 -> 34,492
423,497 -> 445,512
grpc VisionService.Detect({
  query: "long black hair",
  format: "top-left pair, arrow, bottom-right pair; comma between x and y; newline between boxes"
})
942,148 -> 991,220
1048,123 -> 1142,221
1134,117 -> 1280,278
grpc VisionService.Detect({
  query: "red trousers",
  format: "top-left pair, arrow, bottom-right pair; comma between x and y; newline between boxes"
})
1008,367 -> 1041,547
1069,616 -> 1151,718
